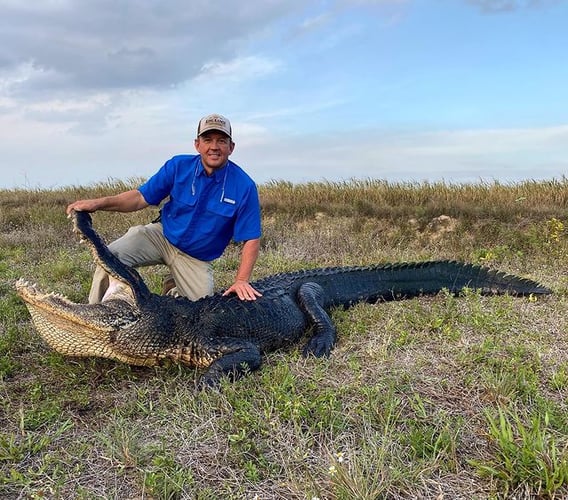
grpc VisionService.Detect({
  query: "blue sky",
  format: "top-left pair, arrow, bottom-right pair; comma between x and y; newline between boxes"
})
0,0 -> 566,189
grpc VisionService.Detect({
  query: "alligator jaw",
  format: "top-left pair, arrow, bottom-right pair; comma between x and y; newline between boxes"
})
14,279 -> 157,366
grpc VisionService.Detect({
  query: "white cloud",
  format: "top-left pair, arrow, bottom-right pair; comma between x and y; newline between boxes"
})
196,56 -> 283,84
0,1 -> 306,95
1,115 -> 565,189
235,125 -> 568,185
466,0 -> 560,13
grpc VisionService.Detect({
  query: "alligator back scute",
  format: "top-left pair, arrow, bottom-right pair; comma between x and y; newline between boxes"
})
169,289 -> 309,352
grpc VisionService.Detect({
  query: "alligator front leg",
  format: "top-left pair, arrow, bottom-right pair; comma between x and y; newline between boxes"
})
297,282 -> 337,357
198,340 -> 262,389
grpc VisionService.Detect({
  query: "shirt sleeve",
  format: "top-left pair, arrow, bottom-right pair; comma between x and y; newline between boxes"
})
233,183 -> 262,242
138,157 -> 177,206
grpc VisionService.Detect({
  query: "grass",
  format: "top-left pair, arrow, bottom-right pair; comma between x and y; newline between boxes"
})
1,178 -> 568,498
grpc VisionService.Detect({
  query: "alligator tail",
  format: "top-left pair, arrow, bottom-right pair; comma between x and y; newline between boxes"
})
288,260 -> 552,309
429,260 -> 551,296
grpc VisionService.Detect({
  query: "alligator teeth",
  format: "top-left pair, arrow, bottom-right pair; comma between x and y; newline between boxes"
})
15,278 -> 34,288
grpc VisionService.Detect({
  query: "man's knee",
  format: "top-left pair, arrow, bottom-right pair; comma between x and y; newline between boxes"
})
108,225 -> 147,266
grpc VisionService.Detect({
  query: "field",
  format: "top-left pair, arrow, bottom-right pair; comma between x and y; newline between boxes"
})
1,178 -> 568,499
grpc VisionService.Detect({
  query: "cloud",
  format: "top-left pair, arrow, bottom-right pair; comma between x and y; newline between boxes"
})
235,125 -> 568,185
0,1 -> 306,97
286,12 -> 333,40
195,56 -> 283,84
1,110 -> 565,189
466,0 -> 560,13
0,1 -> 312,134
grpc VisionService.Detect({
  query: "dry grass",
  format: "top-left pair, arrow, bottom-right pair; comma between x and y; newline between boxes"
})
1,179 -> 568,499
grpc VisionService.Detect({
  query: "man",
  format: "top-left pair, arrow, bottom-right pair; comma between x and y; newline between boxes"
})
66,113 -> 262,303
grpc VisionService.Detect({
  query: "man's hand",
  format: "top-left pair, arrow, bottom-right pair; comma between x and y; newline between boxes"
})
222,280 -> 262,301
66,199 -> 100,215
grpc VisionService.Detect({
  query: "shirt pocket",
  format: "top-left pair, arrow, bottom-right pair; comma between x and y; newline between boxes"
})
202,199 -> 237,234
206,199 -> 237,218
166,196 -> 197,219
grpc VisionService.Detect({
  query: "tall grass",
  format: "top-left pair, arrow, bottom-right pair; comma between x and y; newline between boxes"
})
1,179 -> 568,498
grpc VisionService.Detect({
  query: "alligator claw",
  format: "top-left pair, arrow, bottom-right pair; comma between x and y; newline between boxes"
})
302,337 -> 333,358
196,375 -> 221,391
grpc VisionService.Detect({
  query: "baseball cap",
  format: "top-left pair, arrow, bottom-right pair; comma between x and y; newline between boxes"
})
197,113 -> 232,139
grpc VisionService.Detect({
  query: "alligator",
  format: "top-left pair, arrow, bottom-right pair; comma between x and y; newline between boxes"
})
15,210 -> 552,387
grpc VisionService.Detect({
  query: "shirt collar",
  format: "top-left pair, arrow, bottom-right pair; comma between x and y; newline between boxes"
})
197,159 -> 229,182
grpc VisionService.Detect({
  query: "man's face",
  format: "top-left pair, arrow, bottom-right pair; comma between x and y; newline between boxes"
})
194,131 -> 235,172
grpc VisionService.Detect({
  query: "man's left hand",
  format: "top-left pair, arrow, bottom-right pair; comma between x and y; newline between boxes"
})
222,280 -> 262,301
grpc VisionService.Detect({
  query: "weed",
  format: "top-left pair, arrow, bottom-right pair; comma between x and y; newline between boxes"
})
471,405 -> 568,497
142,450 -> 195,499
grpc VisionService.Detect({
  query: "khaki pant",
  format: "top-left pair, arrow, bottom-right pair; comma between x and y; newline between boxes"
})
88,222 -> 213,303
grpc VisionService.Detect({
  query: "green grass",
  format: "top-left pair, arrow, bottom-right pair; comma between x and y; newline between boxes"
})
1,179 -> 568,498
471,405 -> 568,496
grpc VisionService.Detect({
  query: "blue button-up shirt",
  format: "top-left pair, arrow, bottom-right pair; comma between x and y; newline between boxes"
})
138,155 -> 261,261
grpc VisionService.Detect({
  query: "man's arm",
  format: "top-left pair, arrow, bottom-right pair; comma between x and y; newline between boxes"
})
66,189 -> 149,215
222,238 -> 262,301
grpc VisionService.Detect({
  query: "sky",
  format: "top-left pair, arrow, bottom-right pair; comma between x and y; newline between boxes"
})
0,0 -> 567,190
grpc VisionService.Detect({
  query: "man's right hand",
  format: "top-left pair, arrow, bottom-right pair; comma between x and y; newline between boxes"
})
66,199 -> 100,215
